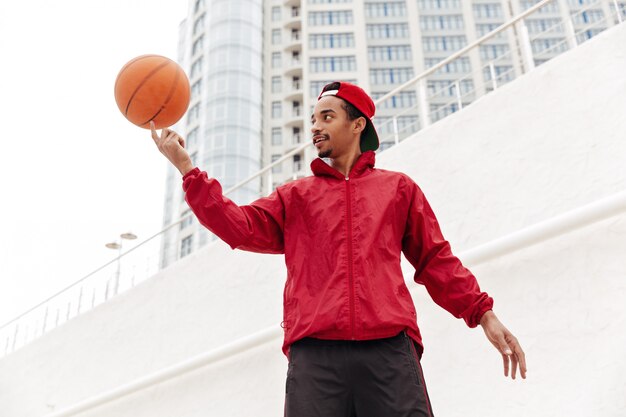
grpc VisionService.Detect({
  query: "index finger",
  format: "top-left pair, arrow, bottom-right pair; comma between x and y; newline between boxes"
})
150,121 -> 159,142
512,341 -> 527,379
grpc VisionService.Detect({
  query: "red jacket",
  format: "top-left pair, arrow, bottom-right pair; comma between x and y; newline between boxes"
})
182,150 -> 493,358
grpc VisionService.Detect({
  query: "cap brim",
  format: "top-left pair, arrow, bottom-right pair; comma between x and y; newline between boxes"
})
360,118 -> 379,152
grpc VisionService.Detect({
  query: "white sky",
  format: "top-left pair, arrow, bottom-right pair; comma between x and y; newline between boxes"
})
0,1 -> 188,325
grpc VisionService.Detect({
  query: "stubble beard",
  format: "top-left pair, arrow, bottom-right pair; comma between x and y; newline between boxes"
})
318,147 -> 332,158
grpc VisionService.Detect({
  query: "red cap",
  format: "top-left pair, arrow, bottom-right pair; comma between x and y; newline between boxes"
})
318,81 -> 379,152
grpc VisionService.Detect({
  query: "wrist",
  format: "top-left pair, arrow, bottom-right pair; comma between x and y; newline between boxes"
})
178,161 -> 195,176
480,309 -> 496,326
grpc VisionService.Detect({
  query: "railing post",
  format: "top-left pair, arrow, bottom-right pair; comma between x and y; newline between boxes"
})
417,79 -> 430,129
77,287 -> 83,315
517,22 -> 535,73
392,117 -> 399,145
42,306 -> 49,334
557,0 -> 577,49
489,61 -> 498,90
454,81 -> 463,110
12,323 -> 18,351
613,0 -> 623,23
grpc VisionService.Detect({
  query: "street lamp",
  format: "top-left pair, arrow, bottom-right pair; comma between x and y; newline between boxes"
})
105,232 -> 138,297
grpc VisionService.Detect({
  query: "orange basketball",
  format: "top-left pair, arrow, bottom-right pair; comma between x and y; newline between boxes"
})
114,54 -> 190,129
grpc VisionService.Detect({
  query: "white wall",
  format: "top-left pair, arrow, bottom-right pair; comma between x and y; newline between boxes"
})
1,21 -> 625,417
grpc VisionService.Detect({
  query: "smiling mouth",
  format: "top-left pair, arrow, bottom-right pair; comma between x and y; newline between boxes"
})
313,136 -> 328,145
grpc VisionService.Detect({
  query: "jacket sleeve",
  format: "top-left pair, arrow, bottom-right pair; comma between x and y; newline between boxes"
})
182,168 -> 285,254
401,176 -> 493,328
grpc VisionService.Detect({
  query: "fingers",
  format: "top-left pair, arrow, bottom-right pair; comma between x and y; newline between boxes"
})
502,353 -> 509,378
510,352 -> 518,380
503,334 -> 527,380
150,121 -> 159,142
511,340 -> 527,379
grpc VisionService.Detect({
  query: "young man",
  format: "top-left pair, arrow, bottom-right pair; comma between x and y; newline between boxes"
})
151,81 -> 527,416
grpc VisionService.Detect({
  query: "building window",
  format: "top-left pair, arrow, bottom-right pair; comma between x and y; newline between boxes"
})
308,10 -> 353,26
194,0 -> 205,13
422,36 -> 467,52
366,23 -> 410,39
190,57 -> 204,79
475,23 -> 509,38
309,33 -> 355,49
369,68 -> 414,85
371,91 -> 417,110
187,127 -> 199,149
180,211 -> 194,230
293,154 -> 302,172
520,1 -> 559,13
271,76 -> 282,93
367,45 -> 412,62
309,56 -> 356,73
479,44 -> 510,59
181,235 -> 193,257
192,36 -> 204,56
292,127 -> 301,144
309,79 -> 357,97
272,28 -> 282,45
424,57 -> 472,74
271,154 -> 282,173
271,127 -> 282,146
472,4 -> 503,19
271,6 -> 281,21
419,15 -> 464,31
523,19 -> 562,34
531,38 -> 568,54
193,13 -> 205,35
272,52 -> 282,68
272,101 -> 282,118
427,80 -> 474,97
417,0 -> 460,9
483,65 -> 514,83
364,2 -> 407,17
308,0 -> 352,3
191,79 -> 202,100
187,102 -> 201,125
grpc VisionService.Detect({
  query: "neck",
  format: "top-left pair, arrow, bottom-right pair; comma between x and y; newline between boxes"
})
330,150 -> 362,178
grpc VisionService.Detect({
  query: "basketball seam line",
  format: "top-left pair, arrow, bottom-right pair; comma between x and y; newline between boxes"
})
139,65 -> 183,127
124,60 -> 172,116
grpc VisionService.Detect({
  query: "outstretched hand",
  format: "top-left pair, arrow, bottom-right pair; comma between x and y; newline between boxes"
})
150,121 -> 194,176
480,310 -> 527,380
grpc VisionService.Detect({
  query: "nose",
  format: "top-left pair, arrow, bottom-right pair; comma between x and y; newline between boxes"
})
311,120 -> 321,135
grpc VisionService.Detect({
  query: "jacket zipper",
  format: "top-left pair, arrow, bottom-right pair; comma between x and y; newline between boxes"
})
345,176 -> 356,339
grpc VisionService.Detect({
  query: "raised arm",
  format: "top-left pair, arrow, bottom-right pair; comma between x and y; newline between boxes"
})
150,122 -> 284,254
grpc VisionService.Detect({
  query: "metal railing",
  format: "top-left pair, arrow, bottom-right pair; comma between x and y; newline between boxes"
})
2,0 -> 625,359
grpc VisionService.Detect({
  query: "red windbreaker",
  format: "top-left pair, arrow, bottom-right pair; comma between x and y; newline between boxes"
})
182,150 -> 493,358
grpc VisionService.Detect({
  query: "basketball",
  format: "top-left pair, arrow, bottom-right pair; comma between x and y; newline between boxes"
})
114,54 -> 190,129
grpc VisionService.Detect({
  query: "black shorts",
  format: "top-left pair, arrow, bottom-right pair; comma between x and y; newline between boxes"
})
284,331 -> 435,417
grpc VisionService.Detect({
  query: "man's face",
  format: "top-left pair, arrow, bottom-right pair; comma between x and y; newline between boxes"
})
311,96 -> 363,159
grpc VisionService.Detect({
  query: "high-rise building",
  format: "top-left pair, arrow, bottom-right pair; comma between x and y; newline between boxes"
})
161,0 -> 623,267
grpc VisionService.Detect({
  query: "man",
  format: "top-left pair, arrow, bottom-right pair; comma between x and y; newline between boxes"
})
151,81 -> 527,416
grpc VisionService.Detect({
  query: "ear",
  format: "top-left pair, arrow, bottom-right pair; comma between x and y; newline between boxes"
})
353,117 -> 366,135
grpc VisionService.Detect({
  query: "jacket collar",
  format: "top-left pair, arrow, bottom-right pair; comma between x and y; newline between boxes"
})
310,150 -> 376,180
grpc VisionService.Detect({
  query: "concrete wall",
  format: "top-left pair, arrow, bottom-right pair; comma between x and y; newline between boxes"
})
1,21 -> 625,417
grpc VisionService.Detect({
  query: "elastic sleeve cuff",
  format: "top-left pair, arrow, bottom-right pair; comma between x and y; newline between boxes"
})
182,167 -> 201,181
